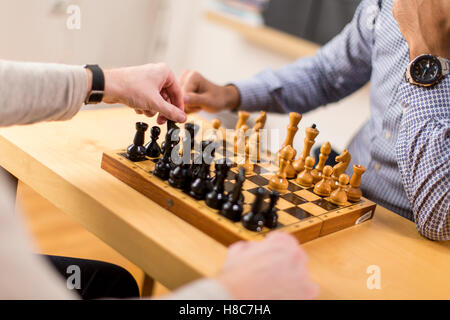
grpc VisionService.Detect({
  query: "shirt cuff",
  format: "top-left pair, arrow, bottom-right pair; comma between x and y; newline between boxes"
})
399,77 -> 450,123
159,279 -> 233,300
231,69 -> 282,113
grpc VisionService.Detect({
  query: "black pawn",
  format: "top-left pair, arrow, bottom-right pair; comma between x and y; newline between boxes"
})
242,187 -> 266,232
220,168 -> 246,221
161,120 -> 180,154
189,162 -> 210,200
263,191 -> 279,229
153,128 -> 177,180
145,126 -> 162,158
127,122 -> 149,162
206,162 -> 230,209
169,137 -> 192,190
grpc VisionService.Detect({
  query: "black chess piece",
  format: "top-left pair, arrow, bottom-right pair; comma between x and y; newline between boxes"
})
220,168 -> 246,221
145,126 -> 162,158
185,122 -> 199,149
161,120 -> 180,154
263,191 -> 280,229
169,136 -> 192,190
154,128 -> 178,180
189,162 -> 210,200
242,187 -> 266,232
205,162 -> 230,209
127,122 -> 149,162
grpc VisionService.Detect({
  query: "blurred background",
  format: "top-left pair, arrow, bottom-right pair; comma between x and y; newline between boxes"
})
1,0 -> 369,296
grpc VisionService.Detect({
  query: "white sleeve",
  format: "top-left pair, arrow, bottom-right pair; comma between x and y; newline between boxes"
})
158,279 -> 232,300
0,60 -> 87,127
0,171 -> 77,299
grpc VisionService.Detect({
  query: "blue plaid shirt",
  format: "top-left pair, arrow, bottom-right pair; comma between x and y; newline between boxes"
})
233,0 -> 449,240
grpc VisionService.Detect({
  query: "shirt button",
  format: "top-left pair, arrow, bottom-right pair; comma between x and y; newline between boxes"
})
402,107 -> 406,115
385,131 -> 391,140
374,162 -> 381,171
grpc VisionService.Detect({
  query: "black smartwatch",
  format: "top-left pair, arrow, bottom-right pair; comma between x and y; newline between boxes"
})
405,54 -> 449,87
84,64 -> 105,104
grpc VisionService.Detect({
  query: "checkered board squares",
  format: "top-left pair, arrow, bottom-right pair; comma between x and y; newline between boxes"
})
102,148 -> 377,246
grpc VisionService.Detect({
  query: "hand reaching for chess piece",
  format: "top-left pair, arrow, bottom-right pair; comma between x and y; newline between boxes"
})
216,233 -> 319,300
101,63 -> 187,124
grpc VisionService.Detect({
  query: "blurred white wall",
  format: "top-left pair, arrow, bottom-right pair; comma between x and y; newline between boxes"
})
0,0 -> 162,66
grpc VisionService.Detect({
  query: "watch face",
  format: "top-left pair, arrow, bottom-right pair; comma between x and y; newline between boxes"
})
411,55 -> 442,85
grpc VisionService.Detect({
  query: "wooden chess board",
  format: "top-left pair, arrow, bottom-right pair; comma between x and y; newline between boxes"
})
101,141 -> 376,246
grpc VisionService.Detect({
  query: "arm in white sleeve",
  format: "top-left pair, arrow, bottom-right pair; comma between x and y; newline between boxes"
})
0,60 -> 88,127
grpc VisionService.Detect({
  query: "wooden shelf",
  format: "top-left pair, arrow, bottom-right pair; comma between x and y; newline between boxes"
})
205,11 -> 320,59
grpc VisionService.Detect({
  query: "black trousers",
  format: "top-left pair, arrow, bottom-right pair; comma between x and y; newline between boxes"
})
45,255 -> 140,300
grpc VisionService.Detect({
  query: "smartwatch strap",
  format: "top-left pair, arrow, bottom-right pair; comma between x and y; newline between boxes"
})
84,64 -> 105,104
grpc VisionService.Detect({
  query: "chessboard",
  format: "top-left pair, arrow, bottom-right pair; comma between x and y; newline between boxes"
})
101,115 -> 376,246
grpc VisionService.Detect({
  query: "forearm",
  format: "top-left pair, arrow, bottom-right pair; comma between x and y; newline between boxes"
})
396,79 -> 450,241
0,60 -> 88,127
232,0 -> 376,113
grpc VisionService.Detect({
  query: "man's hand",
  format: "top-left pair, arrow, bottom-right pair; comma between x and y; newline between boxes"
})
393,0 -> 450,60
101,63 -> 187,124
179,70 -> 240,114
216,233 -> 319,300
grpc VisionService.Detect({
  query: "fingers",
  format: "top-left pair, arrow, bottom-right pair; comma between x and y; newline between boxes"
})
153,95 -> 187,123
162,70 -> 185,112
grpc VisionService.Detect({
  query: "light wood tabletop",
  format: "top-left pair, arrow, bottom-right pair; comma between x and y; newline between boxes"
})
0,107 -> 448,299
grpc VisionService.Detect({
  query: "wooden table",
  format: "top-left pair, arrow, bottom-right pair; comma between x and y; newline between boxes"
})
0,107 -> 449,299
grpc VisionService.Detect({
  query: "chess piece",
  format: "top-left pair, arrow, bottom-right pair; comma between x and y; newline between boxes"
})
292,124 -> 319,173
127,122 -> 149,162
185,122 -> 199,149
242,188 -> 266,232
311,142 -> 331,183
206,162 -> 230,209
330,174 -> 350,206
238,139 -> 254,175
263,191 -> 279,229
235,124 -> 249,155
296,156 -> 315,187
235,111 -> 250,131
154,128 -> 178,180
347,165 -> 366,202
189,162 -> 210,200
208,118 -> 222,143
145,126 -> 162,158
253,111 -> 267,131
313,165 -> 333,197
331,149 -> 351,190
234,111 -> 250,151
280,145 -> 297,179
161,120 -> 180,154
169,137 -> 192,190
268,147 -> 289,193
281,112 -> 302,148
220,168 -> 246,221
250,111 -> 267,162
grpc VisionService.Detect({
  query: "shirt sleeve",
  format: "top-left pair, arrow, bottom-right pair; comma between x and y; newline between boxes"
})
158,279 -> 232,300
396,77 -> 450,241
0,60 -> 88,127
0,171 -> 77,299
232,0 -> 378,113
